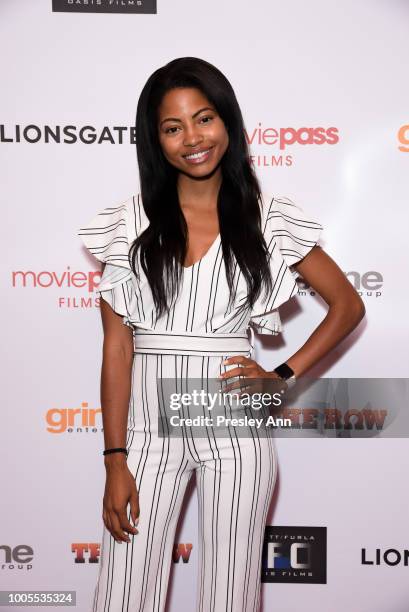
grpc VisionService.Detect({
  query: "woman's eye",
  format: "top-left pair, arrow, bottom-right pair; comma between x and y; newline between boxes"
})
164,116 -> 213,134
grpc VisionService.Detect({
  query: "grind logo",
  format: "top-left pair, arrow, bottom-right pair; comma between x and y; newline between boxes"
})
398,123 -> 409,152
46,402 -> 103,434
52,0 -> 157,13
262,526 -> 327,583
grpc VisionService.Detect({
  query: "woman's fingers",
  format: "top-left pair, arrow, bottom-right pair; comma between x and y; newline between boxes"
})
129,487 -> 140,527
223,379 -> 264,394
102,509 -> 109,531
108,510 -> 131,543
102,471 -> 141,542
219,365 -> 249,380
103,509 -> 113,534
117,508 -> 139,537
223,355 -> 252,367
104,508 -> 131,543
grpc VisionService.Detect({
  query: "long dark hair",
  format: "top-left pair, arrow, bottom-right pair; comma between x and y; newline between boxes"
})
129,56 -> 273,319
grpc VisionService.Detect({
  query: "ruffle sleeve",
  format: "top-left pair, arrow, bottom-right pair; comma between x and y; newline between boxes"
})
77,198 -> 140,328
249,194 -> 323,335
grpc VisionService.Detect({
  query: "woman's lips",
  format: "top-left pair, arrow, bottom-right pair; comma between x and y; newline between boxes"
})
183,147 -> 214,164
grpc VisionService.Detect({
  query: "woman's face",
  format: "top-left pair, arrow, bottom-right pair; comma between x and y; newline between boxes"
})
157,87 -> 229,177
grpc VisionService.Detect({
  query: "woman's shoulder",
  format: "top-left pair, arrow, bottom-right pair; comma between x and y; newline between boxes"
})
258,190 -> 324,267
81,193 -> 147,237
259,191 -> 323,234
76,192 -> 149,266
120,193 -> 149,242
259,191 -> 306,220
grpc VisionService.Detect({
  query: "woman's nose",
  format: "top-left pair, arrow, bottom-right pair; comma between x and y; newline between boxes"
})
183,125 -> 203,147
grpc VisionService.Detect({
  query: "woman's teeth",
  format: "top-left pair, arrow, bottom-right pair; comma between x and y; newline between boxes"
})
184,149 -> 211,161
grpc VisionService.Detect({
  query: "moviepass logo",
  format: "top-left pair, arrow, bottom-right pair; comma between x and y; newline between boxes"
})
247,124 -> 338,150
12,267 -> 101,292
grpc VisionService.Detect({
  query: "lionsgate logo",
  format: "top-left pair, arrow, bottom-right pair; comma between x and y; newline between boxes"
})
52,0 -> 157,13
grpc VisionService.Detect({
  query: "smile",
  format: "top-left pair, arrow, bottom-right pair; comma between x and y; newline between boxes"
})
183,147 -> 213,163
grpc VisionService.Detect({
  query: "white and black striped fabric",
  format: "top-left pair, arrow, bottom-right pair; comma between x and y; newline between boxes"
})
77,193 -> 323,612
78,193 -> 323,337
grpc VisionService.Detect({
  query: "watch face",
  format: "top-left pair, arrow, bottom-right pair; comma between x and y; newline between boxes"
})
275,363 -> 295,380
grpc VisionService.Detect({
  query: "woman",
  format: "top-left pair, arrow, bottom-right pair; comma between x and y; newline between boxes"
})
78,57 -> 365,612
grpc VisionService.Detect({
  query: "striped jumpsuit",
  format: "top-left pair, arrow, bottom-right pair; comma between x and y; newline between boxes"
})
77,192 -> 323,612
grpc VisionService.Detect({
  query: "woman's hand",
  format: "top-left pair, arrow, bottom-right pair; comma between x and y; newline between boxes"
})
218,355 -> 286,394
103,458 -> 140,543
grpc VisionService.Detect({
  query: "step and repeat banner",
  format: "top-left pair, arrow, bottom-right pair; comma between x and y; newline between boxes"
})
1,0 -> 408,610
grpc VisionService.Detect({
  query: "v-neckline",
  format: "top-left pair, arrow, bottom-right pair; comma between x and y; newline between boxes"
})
182,233 -> 221,270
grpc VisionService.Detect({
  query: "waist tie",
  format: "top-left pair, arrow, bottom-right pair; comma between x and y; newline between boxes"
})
133,328 -> 255,357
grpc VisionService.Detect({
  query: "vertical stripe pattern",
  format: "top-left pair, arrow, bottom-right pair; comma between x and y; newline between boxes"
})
77,191 -> 323,611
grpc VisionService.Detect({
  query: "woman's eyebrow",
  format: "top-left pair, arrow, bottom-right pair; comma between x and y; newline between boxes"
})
159,106 -> 216,128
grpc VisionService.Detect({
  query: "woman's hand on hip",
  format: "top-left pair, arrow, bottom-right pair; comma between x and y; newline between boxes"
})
218,355 -> 285,394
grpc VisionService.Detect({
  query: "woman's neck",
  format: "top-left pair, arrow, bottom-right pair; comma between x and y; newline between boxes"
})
177,170 -> 222,212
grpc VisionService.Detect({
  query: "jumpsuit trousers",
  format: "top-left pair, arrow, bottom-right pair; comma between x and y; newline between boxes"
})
92,329 -> 278,612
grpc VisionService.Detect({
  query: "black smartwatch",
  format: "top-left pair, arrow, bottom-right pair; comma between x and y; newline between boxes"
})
273,362 -> 297,390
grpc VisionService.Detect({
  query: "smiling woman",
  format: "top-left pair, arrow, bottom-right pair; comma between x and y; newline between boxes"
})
78,56 -> 365,612
155,87 -> 229,268
158,90 -> 229,174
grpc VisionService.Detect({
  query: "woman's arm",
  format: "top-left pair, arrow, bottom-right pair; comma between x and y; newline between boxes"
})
98,275 -> 139,543
285,246 -> 366,377
99,294 -> 134,470
220,246 -> 366,387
